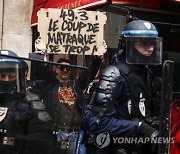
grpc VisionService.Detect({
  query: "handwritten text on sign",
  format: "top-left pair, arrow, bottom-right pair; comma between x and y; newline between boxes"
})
37,8 -> 107,55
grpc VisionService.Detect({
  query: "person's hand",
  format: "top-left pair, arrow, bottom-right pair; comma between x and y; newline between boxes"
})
95,40 -> 107,60
35,36 -> 47,55
139,120 -> 159,139
145,116 -> 160,129
137,119 -> 159,152
34,36 -> 48,63
102,40 -> 107,52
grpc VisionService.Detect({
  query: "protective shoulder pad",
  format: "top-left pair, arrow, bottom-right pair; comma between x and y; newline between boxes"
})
25,93 -> 51,122
32,100 -> 45,110
32,101 -> 52,121
25,93 -> 40,102
100,65 -> 121,82
38,111 -> 52,121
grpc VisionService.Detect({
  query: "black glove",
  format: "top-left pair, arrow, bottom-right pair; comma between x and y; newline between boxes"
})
145,116 -> 160,129
139,121 -> 159,139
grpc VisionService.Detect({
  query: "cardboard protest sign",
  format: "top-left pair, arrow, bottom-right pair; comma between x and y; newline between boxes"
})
37,8 -> 107,55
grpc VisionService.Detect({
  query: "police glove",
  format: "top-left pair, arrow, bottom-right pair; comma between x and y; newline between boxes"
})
139,121 -> 159,139
145,116 -> 160,129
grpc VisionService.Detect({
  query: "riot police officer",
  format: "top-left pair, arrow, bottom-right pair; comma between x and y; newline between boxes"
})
0,50 -> 53,154
82,20 -> 162,154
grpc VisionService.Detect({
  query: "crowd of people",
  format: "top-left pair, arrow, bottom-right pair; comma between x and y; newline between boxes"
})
0,19 -> 164,154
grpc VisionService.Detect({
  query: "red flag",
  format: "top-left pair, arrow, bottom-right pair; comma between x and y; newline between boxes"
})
170,99 -> 180,154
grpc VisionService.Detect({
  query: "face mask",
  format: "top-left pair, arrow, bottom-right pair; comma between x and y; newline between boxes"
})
0,80 -> 17,94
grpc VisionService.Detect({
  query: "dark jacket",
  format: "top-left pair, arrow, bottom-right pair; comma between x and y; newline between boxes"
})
29,57 -> 102,128
82,57 -> 158,137
0,93 -> 53,154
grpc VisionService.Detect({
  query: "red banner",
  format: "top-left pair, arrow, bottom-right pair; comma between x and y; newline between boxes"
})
31,0 -> 107,26
111,0 -> 160,9
170,99 -> 180,154
168,0 -> 180,2
31,0 -> 180,26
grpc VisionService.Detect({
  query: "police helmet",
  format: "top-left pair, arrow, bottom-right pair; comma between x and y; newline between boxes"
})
0,50 -> 26,95
122,20 -> 162,65
122,20 -> 158,37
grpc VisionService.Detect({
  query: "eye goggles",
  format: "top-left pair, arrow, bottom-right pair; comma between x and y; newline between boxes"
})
57,66 -> 70,72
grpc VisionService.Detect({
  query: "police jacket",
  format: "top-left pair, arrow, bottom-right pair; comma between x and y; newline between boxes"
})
0,93 -> 53,154
82,58 -> 158,137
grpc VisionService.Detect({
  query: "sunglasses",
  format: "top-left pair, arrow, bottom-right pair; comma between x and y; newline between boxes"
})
57,66 -> 70,72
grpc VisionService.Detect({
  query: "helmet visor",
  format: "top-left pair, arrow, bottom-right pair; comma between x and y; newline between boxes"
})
0,62 -> 25,94
125,37 -> 162,65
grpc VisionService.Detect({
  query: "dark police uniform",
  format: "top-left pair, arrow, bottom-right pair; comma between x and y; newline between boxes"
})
82,20 -> 162,154
0,50 -> 53,154
82,58 -> 160,154
0,93 -> 53,154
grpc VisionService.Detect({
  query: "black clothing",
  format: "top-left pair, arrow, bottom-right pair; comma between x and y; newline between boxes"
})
0,93 -> 53,154
83,57 -> 160,154
31,58 -> 102,129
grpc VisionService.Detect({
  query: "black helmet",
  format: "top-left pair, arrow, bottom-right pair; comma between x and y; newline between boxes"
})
121,20 -> 162,65
0,50 -> 26,95
122,20 -> 158,37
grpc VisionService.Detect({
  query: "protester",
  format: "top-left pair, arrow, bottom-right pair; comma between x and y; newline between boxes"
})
30,53 -> 105,154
